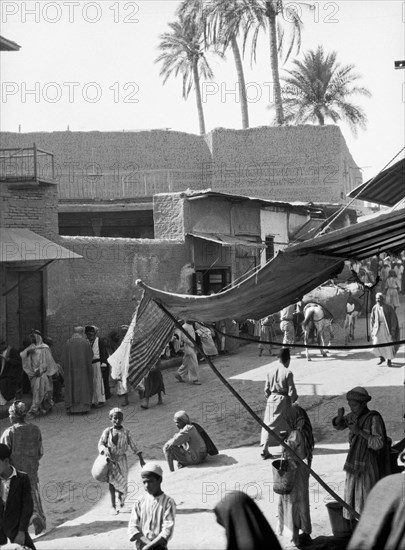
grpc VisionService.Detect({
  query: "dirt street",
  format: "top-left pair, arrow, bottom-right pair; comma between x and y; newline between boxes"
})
0,302 -> 403,550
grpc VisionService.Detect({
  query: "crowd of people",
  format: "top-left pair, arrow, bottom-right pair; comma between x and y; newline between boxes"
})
0,264 -> 403,549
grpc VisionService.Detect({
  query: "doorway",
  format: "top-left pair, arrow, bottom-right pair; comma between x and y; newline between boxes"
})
6,269 -> 45,348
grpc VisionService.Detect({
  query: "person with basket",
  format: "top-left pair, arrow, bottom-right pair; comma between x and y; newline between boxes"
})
276,403 -> 314,548
97,407 -> 145,514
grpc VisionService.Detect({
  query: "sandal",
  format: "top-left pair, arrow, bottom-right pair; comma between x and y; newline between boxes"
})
192,380 -> 202,385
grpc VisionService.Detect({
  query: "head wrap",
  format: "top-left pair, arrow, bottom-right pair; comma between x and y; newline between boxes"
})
214,491 -> 282,550
8,401 -> 26,418
375,292 -> 384,299
73,326 -> 85,335
141,462 -> 163,478
120,324 -> 129,331
30,330 -> 43,346
109,407 -> 123,418
174,410 -> 190,424
346,387 -> 371,403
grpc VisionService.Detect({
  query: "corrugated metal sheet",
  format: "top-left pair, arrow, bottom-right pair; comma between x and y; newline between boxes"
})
0,228 -> 82,262
348,158 -> 405,206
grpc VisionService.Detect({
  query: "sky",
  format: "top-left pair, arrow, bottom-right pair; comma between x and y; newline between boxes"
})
0,0 -> 404,182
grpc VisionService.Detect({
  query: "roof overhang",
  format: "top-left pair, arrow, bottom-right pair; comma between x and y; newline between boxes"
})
0,35 -> 21,51
187,232 -> 265,249
347,158 -> 405,206
0,228 -> 82,262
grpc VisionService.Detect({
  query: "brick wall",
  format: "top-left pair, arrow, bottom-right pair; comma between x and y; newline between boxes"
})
206,125 -> 361,202
1,126 -> 362,204
0,183 -> 59,240
0,131 -> 211,200
46,236 -> 192,358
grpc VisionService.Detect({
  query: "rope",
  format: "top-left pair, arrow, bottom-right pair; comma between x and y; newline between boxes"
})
154,299 -> 360,520
211,327 -> 405,350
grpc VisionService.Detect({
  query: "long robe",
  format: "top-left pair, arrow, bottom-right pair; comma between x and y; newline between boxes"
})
370,302 -> 400,360
0,422 -> 46,534
20,336 -> 57,415
261,364 -> 298,447
61,334 -> 93,414
333,408 -> 389,520
278,405 -> 314,546
98,427 -> 140,501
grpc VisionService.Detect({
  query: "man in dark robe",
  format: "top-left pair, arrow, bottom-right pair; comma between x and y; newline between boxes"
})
60,327 -> 93,415
0,340 -> 22,404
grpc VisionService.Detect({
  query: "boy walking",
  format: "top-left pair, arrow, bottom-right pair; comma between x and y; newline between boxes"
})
128,462 -> 176,550
0,443 -> 35,549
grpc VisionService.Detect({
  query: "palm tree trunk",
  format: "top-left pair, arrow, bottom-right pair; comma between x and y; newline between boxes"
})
268,11 -> 284,125
193,60 -> 206,135
230,36 -> 249,129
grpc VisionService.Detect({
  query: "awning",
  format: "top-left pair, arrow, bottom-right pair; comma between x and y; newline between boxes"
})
188,232 -> 265,249
0,228 -> 82,262
347,157 -> 405,206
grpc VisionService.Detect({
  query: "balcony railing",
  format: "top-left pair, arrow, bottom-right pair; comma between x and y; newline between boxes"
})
0,144 -> 55,184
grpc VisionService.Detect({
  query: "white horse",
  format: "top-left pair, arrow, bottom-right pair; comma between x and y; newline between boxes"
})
302,303 -> 333,361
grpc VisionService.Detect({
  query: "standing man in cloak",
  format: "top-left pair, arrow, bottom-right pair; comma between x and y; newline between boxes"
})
61,326 -> 93,415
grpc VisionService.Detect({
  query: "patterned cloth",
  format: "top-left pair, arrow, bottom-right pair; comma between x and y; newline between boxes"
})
98,427 -> 140,501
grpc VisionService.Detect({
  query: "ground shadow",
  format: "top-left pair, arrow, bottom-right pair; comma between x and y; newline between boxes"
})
176,508 -> 213,515
313,447 -> 347,455
189,454 -> 238,468
36,520 -> 127,541
304,534 -> 351,549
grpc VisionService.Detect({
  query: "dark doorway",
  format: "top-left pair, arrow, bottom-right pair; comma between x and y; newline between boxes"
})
194,268 -> 230,295
6,269 -> 44,348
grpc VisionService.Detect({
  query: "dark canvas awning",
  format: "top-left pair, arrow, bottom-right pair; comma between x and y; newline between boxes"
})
0,228 -> 82,262
188,232 -> 265,249
348,157 -> 405,206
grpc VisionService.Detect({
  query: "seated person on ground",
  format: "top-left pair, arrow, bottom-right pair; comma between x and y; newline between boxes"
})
163,410 -> 217,472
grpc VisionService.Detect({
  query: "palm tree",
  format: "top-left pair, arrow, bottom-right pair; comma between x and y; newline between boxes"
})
279,46 -> 372,135
178,0 -> 251,129
155,14 -> 214,135
245,0 -> 304,125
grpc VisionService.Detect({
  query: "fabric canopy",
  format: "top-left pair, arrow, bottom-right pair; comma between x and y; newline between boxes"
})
107,204 -> 405,389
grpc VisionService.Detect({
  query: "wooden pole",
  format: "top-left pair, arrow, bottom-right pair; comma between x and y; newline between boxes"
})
154,299 -> 360,520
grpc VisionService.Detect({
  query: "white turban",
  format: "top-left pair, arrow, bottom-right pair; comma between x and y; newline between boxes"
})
141,462 -> 163,478
174,410 -> 190,423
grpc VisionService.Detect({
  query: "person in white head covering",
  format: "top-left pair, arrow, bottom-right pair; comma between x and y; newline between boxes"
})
20,330 -> 58,418
370,292 -> 400,367
163,411 -> 209,472
128,462 -> 176,550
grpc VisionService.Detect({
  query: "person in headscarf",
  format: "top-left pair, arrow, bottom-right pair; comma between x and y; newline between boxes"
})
332,387 -> 391,524
214,490 -> 282,550
0,401 -> 46,535
61,326 -> 94,414
98,407 -> 145,513
139,358 -> 165,410
20,330 -> 58,417
163,411 -> 217,472
85,325 -> 107,407
260,348 -> 298,460
277,404 -> 315,547
346,470 -> 405,550
370,292 -> 400,367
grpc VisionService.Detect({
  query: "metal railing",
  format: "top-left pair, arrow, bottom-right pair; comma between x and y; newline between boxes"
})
0,144 -> 55,183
